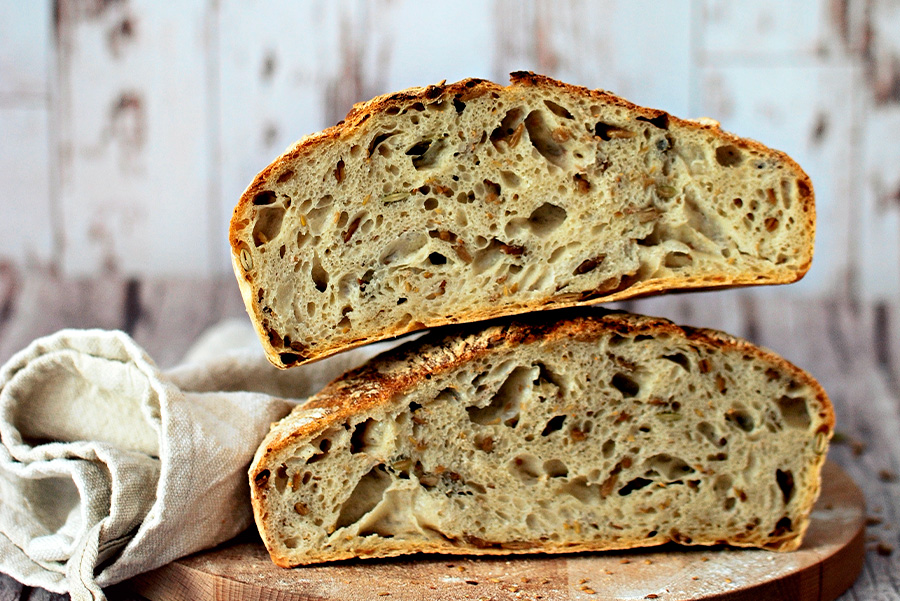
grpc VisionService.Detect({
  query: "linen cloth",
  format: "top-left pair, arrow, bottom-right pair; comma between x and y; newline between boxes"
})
0,321 -> 388,600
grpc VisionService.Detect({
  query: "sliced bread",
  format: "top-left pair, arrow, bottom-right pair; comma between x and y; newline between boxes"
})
249,309 -> 833,566
230,72 -> 816,368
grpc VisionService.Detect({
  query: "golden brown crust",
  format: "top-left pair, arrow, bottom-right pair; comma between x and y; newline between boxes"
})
230,72 -> 816,369
250,308 -> 833,565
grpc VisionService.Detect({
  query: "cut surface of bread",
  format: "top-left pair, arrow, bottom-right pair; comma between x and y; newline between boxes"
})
230,72 -> 816,368
250,310 -> 833,567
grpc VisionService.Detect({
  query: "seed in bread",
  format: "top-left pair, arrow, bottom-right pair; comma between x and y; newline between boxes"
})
230,72 -> 816,368
249,309 -> 833,566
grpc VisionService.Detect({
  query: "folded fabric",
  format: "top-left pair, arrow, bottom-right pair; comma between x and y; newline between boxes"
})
0,322 -> 390,601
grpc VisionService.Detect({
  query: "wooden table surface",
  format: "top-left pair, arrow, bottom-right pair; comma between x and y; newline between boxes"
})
0,270 -> 898,600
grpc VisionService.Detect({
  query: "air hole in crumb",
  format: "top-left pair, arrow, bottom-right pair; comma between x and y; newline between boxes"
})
573,173 -> 591,193
424,198 -> 439,210
636,113 -> 670,129
252,205 -> 285,246
611,373 -> 640,397
726,406 -> 755,432
350,418 -> 378,454
310,255 -> 329,292
524,110 -> 568,168
601,439 -> 616,458
713,474 -> 732,496
467,366 -> 531,427
618,478 -> 653,496
593,122 -> 632,140
428,252 -> 447,265
776,396 -> 811,429
663,353 -> 690,371
543,459 -> 568,478
644,454 -> 695,480
776,469 -> 795,504
780,179 -> 794,209
541,415 -> 567,436
335,465 -> 392,529
406,140 -> 432,156
368,131 -> 397,157
543,100 -> 574,119
697,421 -> 726,447
561,476 -> 600,503
664,252 -> 693,269
490,107 -> 525,150
500,170 -> 521,188
483,178 -> 501,202
252,190 -> 276,205
509,454 -> 543,482
411,139 -> 447,170
715,145 -> 743,167
306,435 -> 333,464
526,202 -> 567,237
770,517 -> 793,537
274,464 -> 288,493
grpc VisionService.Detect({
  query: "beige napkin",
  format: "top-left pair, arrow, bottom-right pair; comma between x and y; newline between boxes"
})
0,321 -> 390,601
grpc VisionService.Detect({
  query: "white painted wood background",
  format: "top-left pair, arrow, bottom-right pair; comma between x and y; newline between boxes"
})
2,5 -> 900,599
1,0 -> 899,299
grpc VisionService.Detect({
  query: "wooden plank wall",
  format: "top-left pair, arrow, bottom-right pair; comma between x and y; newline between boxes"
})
0,0 -> 898,299
1,6 -> 899,597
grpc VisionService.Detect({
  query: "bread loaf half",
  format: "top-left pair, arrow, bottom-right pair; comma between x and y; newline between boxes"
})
250,309 -> 832,567
230,72 -> 816,368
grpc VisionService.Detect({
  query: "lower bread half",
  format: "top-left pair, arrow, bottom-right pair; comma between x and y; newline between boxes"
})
250,309 -> 833,567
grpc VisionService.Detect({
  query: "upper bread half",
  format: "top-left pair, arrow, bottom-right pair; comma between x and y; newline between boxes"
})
230,72 -> 815,368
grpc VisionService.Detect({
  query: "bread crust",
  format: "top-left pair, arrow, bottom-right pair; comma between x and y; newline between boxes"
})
250,309 -> 833,565
231,73 -> 817,368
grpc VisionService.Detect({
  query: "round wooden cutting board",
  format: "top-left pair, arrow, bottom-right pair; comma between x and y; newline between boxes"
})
132,460 -> 865,601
